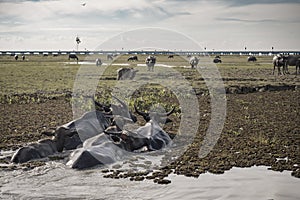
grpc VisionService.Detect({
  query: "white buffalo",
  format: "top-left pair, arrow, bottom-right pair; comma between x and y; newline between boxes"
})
189,56 -> 199,68
145,55 -> 156,71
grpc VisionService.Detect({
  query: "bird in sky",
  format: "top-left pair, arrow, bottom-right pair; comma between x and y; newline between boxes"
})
81,2 -> 86,6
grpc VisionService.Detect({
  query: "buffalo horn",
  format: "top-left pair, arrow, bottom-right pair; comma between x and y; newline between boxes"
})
112,95 -> 128,109
156,107 -> 176,117
94,98 -> 111,112
134,104 -> 149,117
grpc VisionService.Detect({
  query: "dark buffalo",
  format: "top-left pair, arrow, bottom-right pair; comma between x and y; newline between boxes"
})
283,55 -> 300,74
168,55 -> 174,59
14,55 -> 18,60
213,58 -> 222,63
11,97 -> 137,164
68,104 -> 175,169
68,54 -> 78,61
296,58 -> 300,75
11,127 -> 80,163
247,56 -> 257,62
117,67 -> 138,80
107,54 -> 113,60
127,55 -> 138,61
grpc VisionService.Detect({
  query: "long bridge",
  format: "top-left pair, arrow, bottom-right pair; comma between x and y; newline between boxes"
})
1,50 -> 300,56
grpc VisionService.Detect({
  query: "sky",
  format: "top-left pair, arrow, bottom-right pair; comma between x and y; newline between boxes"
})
0,0 -> 299,51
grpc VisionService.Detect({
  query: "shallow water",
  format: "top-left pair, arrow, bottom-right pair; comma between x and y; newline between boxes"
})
1,161 -> 299,200
64,61 -> 179,68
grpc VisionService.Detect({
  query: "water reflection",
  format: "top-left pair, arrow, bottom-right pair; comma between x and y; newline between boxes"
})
1,164 -> 299,200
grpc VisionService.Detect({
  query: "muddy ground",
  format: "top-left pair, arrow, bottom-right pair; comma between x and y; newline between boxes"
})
0,55 -> 299,184
0,88 -> 299,184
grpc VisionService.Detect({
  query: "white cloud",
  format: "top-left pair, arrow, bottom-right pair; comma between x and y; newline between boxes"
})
0,0 -> 299,50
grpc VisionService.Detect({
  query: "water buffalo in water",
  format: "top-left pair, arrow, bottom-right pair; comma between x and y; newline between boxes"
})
189,56 -> 199,68
145,55 -> 156,71
11,110 -> 110,163
117,67 -> 138,80
247,56 -> 257,62
11,127 -> 80,163
11,97 -> 137,164
68,54 -> 78,61
128,55 -> 138,61
67,105 -> 174,169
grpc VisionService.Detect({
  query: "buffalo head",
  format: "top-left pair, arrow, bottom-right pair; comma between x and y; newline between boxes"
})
134,104 -> 175,124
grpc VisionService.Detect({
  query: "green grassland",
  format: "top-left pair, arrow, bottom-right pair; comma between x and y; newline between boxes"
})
0,54 -> 299,105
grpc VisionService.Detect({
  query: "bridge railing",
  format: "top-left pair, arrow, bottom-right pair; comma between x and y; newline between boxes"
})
1,50 -> 299,56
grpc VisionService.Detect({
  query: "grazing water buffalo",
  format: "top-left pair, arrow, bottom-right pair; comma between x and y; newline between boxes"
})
96,58 -> 102,66
107,54 -> 113,60
145,55 -> 156,71
189,56 -> 199,68
168,55 -> 174,59
127,55 -> 138,61
117,67 -> 138,80
296,58 -> 300,75
272,54 -> 287,75
283,55 -> 300,74
68,54 -> 78,61
14,55 -> 18,60
247,56 -> 257,62
213,56 -> 221,63
22,55 -> 25,60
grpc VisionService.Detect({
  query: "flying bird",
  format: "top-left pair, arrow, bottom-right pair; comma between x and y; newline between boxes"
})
81,2 -> 86,6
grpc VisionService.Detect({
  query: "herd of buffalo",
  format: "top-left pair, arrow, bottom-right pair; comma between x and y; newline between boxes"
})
11,96 -> 175,169
114,54 -> 300,76
13,53 -> 300,75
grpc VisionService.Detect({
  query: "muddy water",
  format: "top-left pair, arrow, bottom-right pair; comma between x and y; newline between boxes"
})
1,163 -> 299,200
